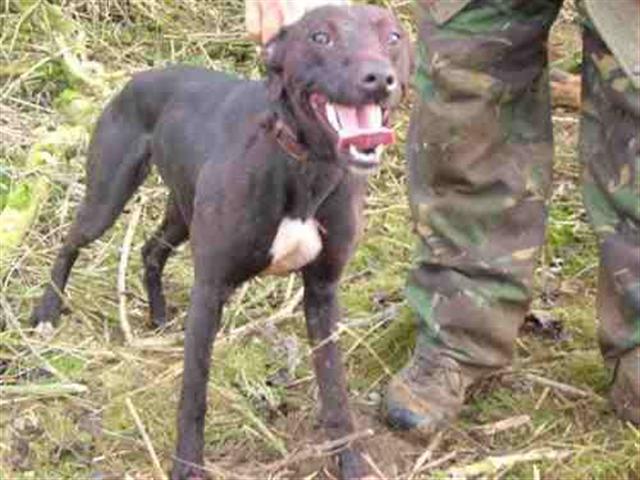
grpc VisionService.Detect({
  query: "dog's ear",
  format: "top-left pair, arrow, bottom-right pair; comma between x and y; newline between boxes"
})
264,28 -> 289,100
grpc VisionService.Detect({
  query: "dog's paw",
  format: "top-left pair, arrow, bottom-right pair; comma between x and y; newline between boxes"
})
150,314 -> 168,330
338,449 -> 375,480
30,297 -> 63,329
34,321 -> 56,339
170,463 -> 209,480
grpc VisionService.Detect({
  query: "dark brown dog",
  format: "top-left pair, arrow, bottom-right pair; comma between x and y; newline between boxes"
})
31,5 -> 412,479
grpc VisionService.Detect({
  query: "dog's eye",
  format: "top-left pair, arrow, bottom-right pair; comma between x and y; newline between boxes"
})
388,31 -> 401,45
310,31 -> 331,45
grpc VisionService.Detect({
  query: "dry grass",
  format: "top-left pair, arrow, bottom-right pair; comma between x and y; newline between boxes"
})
1,1 -> 638,479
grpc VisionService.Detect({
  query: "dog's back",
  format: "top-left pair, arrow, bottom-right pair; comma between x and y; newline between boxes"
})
111,66 -> 244,132
84,66 -> 271,210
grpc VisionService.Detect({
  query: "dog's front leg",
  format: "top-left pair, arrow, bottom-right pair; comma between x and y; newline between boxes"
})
171,282 -> 224,480
303,272 -> 371,479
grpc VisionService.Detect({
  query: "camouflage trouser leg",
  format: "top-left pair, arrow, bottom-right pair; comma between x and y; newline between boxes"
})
407,0 -> 562,368
580,26 -> 640,362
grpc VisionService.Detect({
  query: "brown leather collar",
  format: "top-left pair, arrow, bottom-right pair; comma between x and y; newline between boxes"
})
272,119 -> 308,162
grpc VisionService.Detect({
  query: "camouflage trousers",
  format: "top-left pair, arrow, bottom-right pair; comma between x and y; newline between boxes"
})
407,0 -> 640,369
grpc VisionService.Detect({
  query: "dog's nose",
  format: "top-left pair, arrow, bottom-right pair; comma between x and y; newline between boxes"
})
359,61 -> 397,96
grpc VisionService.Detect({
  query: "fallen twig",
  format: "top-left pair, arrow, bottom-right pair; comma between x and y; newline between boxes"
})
316,429 -> 375,454
534,387 -> 551,410
472,415 -> 531,436
414,450 -> 458,474
408,431 -> 444,479
447,448 -> 571,479
201,462 -> 254,480
125,397 -> 167,480
524,373 -> 604,402
0,382 -> 87,397
0,298 -> 67,382
266,429 -> 374,474
362,452 -> 385,479
225,287 -> 304,340
129,333 -> 184,351
118,201 -> 143,345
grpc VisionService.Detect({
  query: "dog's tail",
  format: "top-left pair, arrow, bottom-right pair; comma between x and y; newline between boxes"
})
81,87 -> 153,211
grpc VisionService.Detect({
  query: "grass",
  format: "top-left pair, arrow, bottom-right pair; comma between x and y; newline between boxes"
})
1,0 -> 638,478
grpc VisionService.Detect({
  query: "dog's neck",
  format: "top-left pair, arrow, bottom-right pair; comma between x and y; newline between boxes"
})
286,159 -> 345,220
265,94 -> 336,164
270,116 -> 308,162
262,99 -> 347,221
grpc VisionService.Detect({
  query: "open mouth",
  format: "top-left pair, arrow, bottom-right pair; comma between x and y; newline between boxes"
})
310,93 -> 395,172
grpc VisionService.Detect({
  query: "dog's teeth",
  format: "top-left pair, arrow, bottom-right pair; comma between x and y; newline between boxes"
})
371,106 -> 382,128
349,145 -> 376,163
348,145 -> 381,175
326,103 -> 341,131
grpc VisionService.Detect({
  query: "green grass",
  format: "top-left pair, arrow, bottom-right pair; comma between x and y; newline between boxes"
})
1,1 -> 638,478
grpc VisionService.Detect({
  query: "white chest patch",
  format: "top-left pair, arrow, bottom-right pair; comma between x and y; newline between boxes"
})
264,217 -> 322,275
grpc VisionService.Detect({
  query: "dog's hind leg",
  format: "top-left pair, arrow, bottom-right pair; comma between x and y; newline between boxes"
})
31,131 -> 152,330
141,195 -> 189,328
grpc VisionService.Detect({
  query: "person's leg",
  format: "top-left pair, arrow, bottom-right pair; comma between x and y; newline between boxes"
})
385,0 -> 563,434
579,22 -> 640,425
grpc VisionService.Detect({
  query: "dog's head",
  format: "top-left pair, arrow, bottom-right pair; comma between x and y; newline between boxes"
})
265,5 -> 413,173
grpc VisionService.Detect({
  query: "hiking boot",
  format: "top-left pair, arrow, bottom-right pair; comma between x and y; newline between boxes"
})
384,349 -> 481,437
610,348 -> 640,425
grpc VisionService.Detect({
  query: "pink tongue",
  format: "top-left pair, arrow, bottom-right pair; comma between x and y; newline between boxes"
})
333,104 -> 395,151
338,130 -> 395,151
